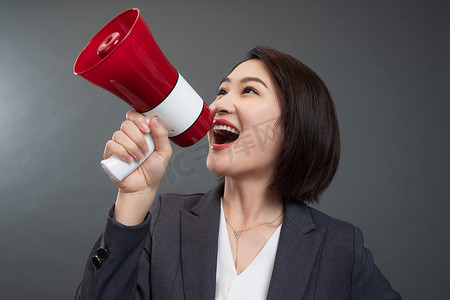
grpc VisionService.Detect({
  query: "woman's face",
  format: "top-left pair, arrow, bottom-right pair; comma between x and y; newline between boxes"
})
206,59 -> 282,181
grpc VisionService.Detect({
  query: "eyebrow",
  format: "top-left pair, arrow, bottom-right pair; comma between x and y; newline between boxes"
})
219,76 -> 268,88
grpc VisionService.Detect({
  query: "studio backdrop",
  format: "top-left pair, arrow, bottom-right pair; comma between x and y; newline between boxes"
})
0,0 -> 448,299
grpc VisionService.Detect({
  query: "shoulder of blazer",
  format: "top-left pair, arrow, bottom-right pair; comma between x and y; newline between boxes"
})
148,192 -> 204,232
158,192 -> 205,210
307,205 -> 356,232
305,205 -> 358,251
305,205 -> 362,275
151,183 -> 224,216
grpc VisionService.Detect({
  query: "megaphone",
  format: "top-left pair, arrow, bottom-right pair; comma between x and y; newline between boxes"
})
73,8 -> 213,182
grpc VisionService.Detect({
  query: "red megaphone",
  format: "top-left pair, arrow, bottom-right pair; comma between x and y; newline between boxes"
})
73,8 -> 213,182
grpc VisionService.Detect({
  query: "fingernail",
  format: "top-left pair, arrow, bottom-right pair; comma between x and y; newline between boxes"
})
141,144 -> 149,154
141,122 -> 150,133
124,154 -> 133,162
136,151 -> 144,160
154,118 -> 160,128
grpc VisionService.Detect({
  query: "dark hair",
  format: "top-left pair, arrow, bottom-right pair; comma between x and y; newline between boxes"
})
245,46 -> 340,204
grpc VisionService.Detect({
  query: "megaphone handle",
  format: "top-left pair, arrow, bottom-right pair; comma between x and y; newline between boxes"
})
100,132 -> 156,182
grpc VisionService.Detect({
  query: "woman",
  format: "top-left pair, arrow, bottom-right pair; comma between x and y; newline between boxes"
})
75,46 -> 401,299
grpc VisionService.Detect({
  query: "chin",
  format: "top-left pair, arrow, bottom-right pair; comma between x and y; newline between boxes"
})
206,153 -> 226,176
206,154 -> 250,179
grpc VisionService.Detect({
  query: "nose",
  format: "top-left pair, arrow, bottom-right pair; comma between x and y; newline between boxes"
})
210,94 -> 235,116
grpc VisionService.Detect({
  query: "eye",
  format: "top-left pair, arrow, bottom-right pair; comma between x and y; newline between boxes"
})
242,86 -> 258,95
217,88 -> 227,96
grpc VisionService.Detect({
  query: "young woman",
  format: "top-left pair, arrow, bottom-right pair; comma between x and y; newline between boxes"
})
75,46 -> 401,299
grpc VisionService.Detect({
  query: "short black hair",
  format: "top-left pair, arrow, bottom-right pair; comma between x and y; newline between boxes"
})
246,46 -> 340,204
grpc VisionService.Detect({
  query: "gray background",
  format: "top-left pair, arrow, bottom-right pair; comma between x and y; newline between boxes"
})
0,0 -> 448,299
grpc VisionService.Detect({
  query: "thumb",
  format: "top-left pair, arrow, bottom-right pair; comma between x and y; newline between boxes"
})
149,118 -> 172,157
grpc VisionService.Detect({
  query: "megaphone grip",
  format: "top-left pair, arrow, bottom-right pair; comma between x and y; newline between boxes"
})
100,133 -> 155,182
99,73 -> 210,182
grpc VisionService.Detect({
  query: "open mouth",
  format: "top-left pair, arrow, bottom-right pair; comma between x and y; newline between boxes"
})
212,119 -> 240,149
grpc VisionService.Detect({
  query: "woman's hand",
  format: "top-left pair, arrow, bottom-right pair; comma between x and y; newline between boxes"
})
104,110 -> 173,225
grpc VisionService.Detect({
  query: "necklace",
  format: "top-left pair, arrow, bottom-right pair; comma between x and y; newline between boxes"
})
222,199 -> 284,270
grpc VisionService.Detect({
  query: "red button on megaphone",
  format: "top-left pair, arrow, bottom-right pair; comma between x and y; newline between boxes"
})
73,8 -> 213,181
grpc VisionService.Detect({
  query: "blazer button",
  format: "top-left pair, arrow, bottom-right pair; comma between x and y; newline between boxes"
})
96,247 -> 109,261
91,247 -> 108,268
92,255 -> 102,269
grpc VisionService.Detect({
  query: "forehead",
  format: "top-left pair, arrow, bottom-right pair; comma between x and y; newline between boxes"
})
226,59 -> 273,85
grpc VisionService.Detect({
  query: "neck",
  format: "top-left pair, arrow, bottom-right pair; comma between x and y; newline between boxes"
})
222,176 -> 284,229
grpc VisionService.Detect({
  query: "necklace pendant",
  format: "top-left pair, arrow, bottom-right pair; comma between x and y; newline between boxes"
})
234,230 -> 242,240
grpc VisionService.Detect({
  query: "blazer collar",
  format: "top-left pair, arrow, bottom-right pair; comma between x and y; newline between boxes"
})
266,200 -> 326,300
179,183 -> 325,300
180,184 -> 223,300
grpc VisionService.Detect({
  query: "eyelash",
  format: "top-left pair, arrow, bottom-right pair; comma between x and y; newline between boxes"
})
217,86 -> 258,96
217,88 -> 227,96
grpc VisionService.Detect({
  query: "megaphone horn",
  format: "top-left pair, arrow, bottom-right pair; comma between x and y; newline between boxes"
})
73,8 -> 213,182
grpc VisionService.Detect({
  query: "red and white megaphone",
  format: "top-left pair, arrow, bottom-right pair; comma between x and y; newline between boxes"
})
73,8 -> 213,182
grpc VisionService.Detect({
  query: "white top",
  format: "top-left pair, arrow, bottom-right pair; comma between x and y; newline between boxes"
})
215,200 -> 282,300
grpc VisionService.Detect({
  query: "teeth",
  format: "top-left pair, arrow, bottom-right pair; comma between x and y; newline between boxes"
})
213,125 -> 239,134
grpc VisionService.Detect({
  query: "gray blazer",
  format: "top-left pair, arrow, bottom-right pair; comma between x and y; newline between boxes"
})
75,183 -> 401,299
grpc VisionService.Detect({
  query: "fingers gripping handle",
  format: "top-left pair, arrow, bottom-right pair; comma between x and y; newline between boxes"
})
100,133 -> 155,182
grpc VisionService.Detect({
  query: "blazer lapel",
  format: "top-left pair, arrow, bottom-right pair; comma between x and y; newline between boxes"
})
266,201 -> 326,300
180,185 -> 223,300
